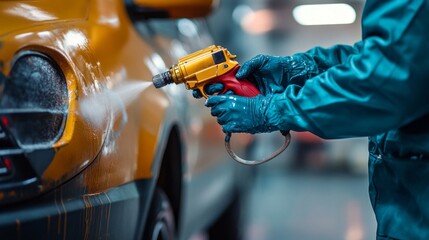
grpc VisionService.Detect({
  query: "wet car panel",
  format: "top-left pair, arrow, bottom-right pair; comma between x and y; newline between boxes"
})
0,0 -> 250,239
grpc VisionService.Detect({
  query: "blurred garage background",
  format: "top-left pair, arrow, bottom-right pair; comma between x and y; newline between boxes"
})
205,0 -> 377,239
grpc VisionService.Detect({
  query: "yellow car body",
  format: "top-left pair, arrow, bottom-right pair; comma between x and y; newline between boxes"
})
0,0 -> 252,239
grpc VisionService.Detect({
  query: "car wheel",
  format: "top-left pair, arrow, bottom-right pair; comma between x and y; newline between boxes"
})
144,189 -> 175,240
208,194 -> 242,240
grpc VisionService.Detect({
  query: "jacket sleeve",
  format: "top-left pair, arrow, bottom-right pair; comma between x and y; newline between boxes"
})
267,0 -> 429,139
305,42 -> 363,70
287,43 -> 362,87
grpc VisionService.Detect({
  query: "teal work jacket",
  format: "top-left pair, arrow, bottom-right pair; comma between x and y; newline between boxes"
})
278,1 -> 429,238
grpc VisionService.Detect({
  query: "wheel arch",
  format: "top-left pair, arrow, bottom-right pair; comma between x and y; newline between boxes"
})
156,125 -> 184,232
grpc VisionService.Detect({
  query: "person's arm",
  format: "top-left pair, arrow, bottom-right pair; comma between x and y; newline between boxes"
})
206,0 -> 429,137
269,1 -> 429,138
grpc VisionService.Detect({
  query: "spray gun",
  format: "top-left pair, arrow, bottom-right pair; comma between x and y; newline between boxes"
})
152,45 -> 291,165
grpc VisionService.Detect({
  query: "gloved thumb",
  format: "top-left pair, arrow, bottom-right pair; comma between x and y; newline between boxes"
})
236,54 -> 267,79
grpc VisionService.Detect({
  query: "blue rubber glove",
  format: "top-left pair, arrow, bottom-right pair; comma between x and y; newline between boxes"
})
236,54 -> 323,95
192,83 -> 224,99
205,93 -> 279,134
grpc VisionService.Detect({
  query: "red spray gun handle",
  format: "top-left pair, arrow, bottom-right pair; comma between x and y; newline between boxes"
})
209,65 -> 291,166
211,65 -> 260,97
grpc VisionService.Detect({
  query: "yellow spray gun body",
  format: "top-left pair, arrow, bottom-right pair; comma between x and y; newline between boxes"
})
153,45 -> 260,98
171,45 -> 237,91
152,45 -> 290,165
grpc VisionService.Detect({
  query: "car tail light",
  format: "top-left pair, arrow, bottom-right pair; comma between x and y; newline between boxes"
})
0,51 -> 68,149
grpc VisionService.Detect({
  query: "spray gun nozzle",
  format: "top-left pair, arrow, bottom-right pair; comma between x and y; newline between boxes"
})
152,71 -> 174,88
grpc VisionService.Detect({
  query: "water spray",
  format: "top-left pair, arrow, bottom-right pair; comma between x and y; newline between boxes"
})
79,81 -> 152,131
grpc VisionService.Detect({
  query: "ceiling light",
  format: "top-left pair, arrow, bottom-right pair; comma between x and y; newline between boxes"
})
293,3 -> 356,26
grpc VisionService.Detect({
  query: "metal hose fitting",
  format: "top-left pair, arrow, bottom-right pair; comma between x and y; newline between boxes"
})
152,70 -> 174,88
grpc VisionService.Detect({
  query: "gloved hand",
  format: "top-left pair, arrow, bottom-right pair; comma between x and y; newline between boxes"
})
192,83 -> 224,99
235,54 -> 320,95
205,93 -> 279,134
193,53 -> 320,134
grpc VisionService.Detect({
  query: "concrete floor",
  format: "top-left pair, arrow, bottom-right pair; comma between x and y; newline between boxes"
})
191,134 -> 377,240
242,168 -> 377,240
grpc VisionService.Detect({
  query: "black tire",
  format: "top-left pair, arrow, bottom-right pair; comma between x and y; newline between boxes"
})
143,189 -> 175,240
208,194 -> 242,240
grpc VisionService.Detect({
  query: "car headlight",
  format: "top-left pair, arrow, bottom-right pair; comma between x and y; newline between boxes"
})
0,51 -> 68,148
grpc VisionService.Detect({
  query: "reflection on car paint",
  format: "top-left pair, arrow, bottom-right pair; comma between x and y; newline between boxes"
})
5,4 -> 56,21
0,2 -> 175,237
144,54 -> 168,76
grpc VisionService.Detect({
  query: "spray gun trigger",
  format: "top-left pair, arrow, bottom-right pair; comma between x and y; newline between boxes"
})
198,86 -> 209,99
